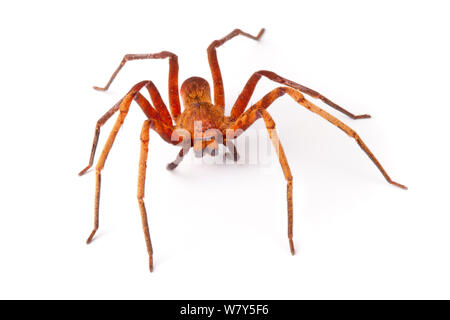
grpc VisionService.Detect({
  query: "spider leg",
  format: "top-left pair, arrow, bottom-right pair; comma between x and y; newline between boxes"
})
79,81 -> 173,176
86,81 -> 178,245
198,138 -> 241,162
167,145 -> 191,171
230,87 -> 407,190
228,87 -> 407,254
78,99 -> 122,176
138,120 -> 154,272
224,140 -> 240,162
207,28 -> 265,110
194,132 -> 241,161
93,51 -> 181,119
133,80 -> 173,126
228,107 -> 295,254
205,139 -> 220,157
230,70 -> 371,121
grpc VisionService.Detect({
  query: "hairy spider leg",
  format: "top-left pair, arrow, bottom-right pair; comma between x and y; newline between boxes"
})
228,107 -> 295,254
138,120 -> 154,272
79,81 -> 173,176
93,51 -> 181,119
224,140 -> 240,162
232,86 -> 407,188
167,145 -> 191,171
166,140 -> 240,170
86,81 -> 178,254
135,80 -> 173,126
78,99 -> 122,176
228,87 -> 407,254
231,70 -> 371,121
207,28 -> 265,111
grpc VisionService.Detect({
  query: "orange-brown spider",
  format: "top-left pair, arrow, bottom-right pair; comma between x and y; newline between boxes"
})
79,28 -> 407,272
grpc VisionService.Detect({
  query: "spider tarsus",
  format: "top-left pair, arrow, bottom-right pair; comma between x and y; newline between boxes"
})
289,238 -> 295,255
166,162 -> 178,171
354,114 -> 371,119
208,148 -> 217,157
149,257 -> 154,273
93,86 -> 107,91
225,152 -> 240,162
256,28 -> 265,40
78,166 -> 90,176
86,230 -> 97,244
391,181 -> 408,190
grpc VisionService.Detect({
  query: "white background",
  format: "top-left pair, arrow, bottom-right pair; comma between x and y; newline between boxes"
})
0,0 -> 449,299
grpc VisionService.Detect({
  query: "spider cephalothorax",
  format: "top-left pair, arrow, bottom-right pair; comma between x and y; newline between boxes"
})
178,78 -> 225,138
79,28 -> 407,272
